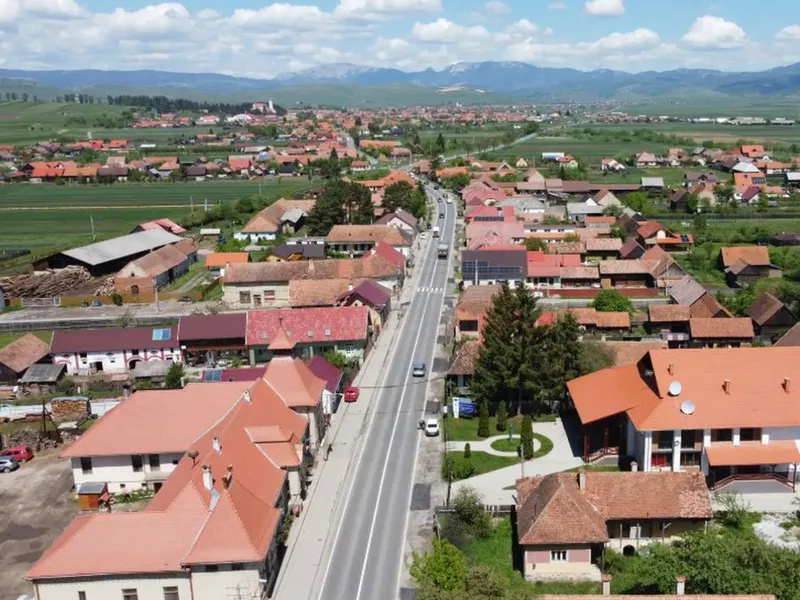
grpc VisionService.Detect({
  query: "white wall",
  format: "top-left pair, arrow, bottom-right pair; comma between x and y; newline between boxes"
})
234,231 -> 277,242
191,567 -> 263,600
34,574 -> 192,600
764,426 -> 800,443
71,452 -> 184,493
54,348 -> 182,375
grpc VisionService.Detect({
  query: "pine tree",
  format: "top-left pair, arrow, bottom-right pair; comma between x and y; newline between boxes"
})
306,179 -> 346,235
496,401 -> 508,432
477,400 -> 490,438
521,414 -> 534,460
471,283 -> 517,408
463,443 -> 471,459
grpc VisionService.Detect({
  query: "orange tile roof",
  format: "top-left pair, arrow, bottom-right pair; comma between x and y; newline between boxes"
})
649,304 -> 691,323
720,246 -> 770,268
604,340 -> 668,366
0,333 -> 51,373
263,356 -> 326,407
706,441 -> 800,467
326,224 -> 410,246
205,252 -> 250,268
689,317 -> 754,339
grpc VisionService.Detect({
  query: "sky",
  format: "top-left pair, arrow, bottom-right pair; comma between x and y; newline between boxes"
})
1,0 -> 800,78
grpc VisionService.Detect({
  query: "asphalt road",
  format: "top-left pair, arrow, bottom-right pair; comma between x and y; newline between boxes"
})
318,185 -> 456,600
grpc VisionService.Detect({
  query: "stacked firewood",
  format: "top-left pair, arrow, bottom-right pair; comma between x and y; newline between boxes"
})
0,266 -> 92,298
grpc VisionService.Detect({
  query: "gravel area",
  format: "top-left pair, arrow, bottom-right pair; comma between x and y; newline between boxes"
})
754,513 -> 800,549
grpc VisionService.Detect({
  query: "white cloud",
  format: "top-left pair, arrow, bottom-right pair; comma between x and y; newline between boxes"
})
584,0 -> 624,17
412,18 -> 493,43
509,19 -> 540,35
591,28 -> 660,51
683,15 -> 747,48
335,0 -> 441,15
484,1 -> 510,15
776,25 -> 800,41
0,0 -> 82,23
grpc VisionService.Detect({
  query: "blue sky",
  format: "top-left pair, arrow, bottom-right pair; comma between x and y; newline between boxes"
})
1,0 -> 799,76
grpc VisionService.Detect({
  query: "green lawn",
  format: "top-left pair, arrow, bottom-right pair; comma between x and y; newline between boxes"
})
461,517 -> 602,595
446,414 -> 556,442
490,433 -> 554,458
565,464 -> 621,473
447,451 -> 519,477
0,330 -> 53,349
162,261 -> 209,292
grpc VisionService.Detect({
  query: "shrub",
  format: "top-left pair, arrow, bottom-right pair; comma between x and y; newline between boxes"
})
521,414 -> 534,460
463,443 -> 471,459
496,401 -> 508,432
477,400 -> 490,438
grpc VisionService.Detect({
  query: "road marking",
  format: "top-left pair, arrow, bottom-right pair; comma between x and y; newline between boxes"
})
394,198 -> 456,597
352,190 -> 443,600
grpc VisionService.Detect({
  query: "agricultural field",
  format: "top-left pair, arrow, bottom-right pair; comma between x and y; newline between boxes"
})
585,122 -> 800,147
486,135 -> 672,161
0,178 -> 314,254
617,97 -> 800,119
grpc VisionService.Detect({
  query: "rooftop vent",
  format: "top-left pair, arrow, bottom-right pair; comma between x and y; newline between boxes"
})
243,390 -> 251,403
202,465 -> 213,492
212,436 -> 222,454
668,381 -> 682,396
723,379 -> 731,395
307,330 -> 314,338
784,377 -> 792,393
680,400 -> 695,415
668,363 -> 675,375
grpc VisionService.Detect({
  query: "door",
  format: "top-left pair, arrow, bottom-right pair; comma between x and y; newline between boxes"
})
93,361 -> 103,372
253,294 -> 262,307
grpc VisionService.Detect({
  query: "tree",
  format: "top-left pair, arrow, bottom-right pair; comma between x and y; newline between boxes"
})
382,180 -> 414,213
441,173 -> 470,191
496,401 -> 508,432
471,284 -> 518,408
591,289 -> 634,313
624,191 -> 652,213
434,132 -> 446,155
165,362 -> 185,389
524,237 -> 548,252
477,400 -> 490,438
717,183 -> 735,204
306,179 -> 347,235
465,565 -> 506,598
410,540 -> 467,594
521,414 -> 534,459
580,340 -> 617,374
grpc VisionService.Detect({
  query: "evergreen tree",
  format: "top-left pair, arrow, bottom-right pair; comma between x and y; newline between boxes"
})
346,180 -> 374,225
306,179 -> 346,236
521,414 -> 534,459
471,284 -> 517,407
165,363 -> 185,389
382,180 -> 414,213
435,132 -> 446,155
477,401 -> 490,438
496,401 -> 508,432
463,443 -> 471,459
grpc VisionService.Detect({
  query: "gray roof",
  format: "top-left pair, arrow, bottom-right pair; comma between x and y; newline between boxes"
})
499,196 -> 546,211
668,275 -> 707,306
78,482 -> 107,495
63,229 -> 183,266
786,173 -> 800,182
641,177 -> 665,188
20,363 -> 66,384
281,208 -> 308,224
133,360 -> 171,378
566,203 -> 604,216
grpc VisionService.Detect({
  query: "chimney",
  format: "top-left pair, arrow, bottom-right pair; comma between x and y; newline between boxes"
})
202,465 -> 213,492
578,471 -> 586,491
222,465 -> 233,489
676,576 -> 686,595
668,363 -> 675,375
212,436 -> 222,454
243,389 -> 251,403
630,461 -> 638,472
784,377 -> 792,393
348,283 -> 354,292
602,574 -> 612,596
723,379 -> 731,395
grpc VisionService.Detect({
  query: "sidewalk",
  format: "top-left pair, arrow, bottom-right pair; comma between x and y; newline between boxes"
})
273,234 -> 431,600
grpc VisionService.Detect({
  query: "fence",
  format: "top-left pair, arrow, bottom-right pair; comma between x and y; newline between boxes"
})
59,290 -> 203,307
20,297 -> 61,307
435,504 -> 514,516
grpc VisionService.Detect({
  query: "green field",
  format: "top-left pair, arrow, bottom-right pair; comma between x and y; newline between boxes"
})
0,179 -> 314,253
487,135 -> 673,161
585,122 -> 800,147
617,97 -> 800,119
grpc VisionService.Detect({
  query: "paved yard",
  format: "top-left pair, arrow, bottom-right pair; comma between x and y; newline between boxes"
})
0,454 -> 78,600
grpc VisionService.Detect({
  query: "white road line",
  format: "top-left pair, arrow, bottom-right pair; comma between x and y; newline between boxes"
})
394,195 -> 457,596
353,194 -> 441,600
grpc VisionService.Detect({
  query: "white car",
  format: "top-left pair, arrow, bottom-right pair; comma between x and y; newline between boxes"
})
424,419 -> 440,437
446,197 -> 452,204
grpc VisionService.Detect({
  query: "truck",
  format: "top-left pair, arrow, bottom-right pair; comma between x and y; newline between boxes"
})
432,226 -> 440,238
437,243 -> 448,259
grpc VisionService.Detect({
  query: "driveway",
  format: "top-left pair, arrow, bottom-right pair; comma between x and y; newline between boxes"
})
0,454 -> 78,599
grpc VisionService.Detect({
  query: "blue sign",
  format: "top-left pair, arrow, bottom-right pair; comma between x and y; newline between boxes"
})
453,397 -> 476,417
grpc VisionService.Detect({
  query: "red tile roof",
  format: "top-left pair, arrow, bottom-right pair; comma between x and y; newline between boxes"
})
246,306 -> 369,346
720,246 -> 771,268
689,317 -> 755,339
205,252 -> 250,268
178,313 -> 247,342
263,356 -> 326,408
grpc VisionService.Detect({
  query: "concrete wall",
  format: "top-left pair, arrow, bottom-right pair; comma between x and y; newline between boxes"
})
71,452 -> 184,493
191,566 -> 263,600
223,282 -> 290,308
523,544 -> 600,582
34,574 -> 192,600
54,348 -> 182,375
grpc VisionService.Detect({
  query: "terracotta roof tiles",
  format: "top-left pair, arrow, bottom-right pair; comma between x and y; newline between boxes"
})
689,317 -> 754,339
0,334 -> 51,374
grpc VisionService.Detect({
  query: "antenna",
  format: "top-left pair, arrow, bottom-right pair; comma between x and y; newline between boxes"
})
680,400 -> 695,415
668,381 -> 682,396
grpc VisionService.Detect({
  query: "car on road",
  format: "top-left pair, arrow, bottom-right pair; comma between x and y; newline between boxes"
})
446,197 -> 452,204
412,362 -> 426,377
0,446 -> 33,462
420,231 -> 428,239
424,419 -> 440,437
178,295 -> 194,303
439,212 -> 444,218
0,456 -> 20,473
344,387 -> 360,402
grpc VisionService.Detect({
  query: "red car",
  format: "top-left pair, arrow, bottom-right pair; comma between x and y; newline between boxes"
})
1,445 -> 34,462
344,387 -> 360,402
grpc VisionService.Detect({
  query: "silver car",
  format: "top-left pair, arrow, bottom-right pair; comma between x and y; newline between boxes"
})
0,456 -> 19,473
412,362 -> 426,377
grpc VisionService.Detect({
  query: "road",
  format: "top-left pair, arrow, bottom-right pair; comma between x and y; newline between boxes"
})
318,185 -> 456,600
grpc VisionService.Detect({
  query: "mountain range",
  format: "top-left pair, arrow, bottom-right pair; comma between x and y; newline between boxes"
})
2,60 -> 800,105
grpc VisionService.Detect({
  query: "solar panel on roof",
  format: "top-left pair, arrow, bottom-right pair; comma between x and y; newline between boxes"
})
152,328 -> 171,341
680,235 -> 690,242
202,369 -> 223,382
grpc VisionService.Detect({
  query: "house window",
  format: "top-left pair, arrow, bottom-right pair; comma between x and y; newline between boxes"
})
712,429 -> 733,442
459,320 -> 479,332
239,291 -> 251,304
122,590 -> 138,600
231,563 -> 244,571
80,457 -> 92,474
205,565 -> 219,573
550,550 -> 568,562
148,454 -> 161,470
79,352 -> 87,359
264,290 -> 276,302
342,344 -> 355,353
740,428 -> 761,442
131,455 -> 143,472
131,349 -> 139,356
163,587 -> 180,600
78,592 -> 87,600
253,294 -> 262,307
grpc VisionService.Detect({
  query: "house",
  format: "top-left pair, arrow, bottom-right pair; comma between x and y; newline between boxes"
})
527,252 -> 582,289
689,317 -> 755,347
19,363 -> 67,396
455,285 -> 501,340
204,251 -> 250,276
515,157 -> 530,168
775,323 -> 800,347
719,246 -> 783,287
668,276 -> 731,318
648,304 -> 691,345
223,254 -> 403,308
667,189 -> 691,211
598,260 -> 654,288
563,308 -> 630,333
635,152 -> 659,168
684,171 -> 720,186
566,202 -> 604,224
636,221 -> 693,251
268,243 -> 326,261
568,347 -> 800,491
462,249 -> 527,288
30,378 -> 310,600
132,218 -> 186,236
601,158 -> 625,172
335,279 -> 392,330
560,266 -> 600,289
641,246 -> 687,288
746,292 -> 797,340
771,233 -> 800,246
307,355 -> 344,415
246,306 -> 370,365
326,224 -> 412,257
375,209 -> 418,236
115,240 -> 197,291
51,327 -> 182,375
640,177 -> 664,189
687,182 -> 718,207
591,190 -> 621,209
619,239 -> 646,260
516,471 -> 711,581
178,313 -> 248,367
0,333 -> 51,384
234,199 -> 316,242
466,221 -> 526,250
448,339 -> 480,391
586,238 -> 624,261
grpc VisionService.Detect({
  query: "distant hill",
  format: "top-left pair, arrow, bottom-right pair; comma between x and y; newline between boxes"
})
2,61 -> 800,105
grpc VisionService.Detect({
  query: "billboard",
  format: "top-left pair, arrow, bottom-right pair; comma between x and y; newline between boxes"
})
452,397 -> 476,418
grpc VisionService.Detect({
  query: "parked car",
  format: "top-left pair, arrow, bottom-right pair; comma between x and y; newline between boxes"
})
439,212 -> 444,218
179,295 -> 194,303
412,362 -> 426,377
424,419 -> 440,437
0,456 -> 19,473
344,387 -> 360,402
0,445 -> 33,462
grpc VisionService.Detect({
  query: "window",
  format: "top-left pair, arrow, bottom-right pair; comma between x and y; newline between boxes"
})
78,592 -> 87,600
131,349 -> 139,356
120,483 -> 126,489
264,289 -> 276,302
342,344 -> 355,353
79,352 -> 87,359
253,294 -> 262,307
80,457 -> 92,474
740,428 -> 761,442
712,429 -> 733,442
231,563 -> 244,571
122,590 -> 138,600
149,454 -> 161,470
131,455 -> 143,472
550,550 -> 568,562
239,291 -> 251,304
205,564 -> 219,572
163,587 -> 180,600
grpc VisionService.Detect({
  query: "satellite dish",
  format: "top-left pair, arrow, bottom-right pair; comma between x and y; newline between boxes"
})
669,381 -> 682,396
680,400 -> 695,415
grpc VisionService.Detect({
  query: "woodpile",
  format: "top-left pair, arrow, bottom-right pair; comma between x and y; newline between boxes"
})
0,266 -> 92,298
94,278 -> 116,297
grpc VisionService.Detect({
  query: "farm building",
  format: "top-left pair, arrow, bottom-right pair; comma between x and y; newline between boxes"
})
35,229 -> 185,277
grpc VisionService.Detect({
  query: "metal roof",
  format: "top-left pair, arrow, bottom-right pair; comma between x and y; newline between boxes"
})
20,363 -> 66,384
641,177 -> 665,188
63,229 -> 183,266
